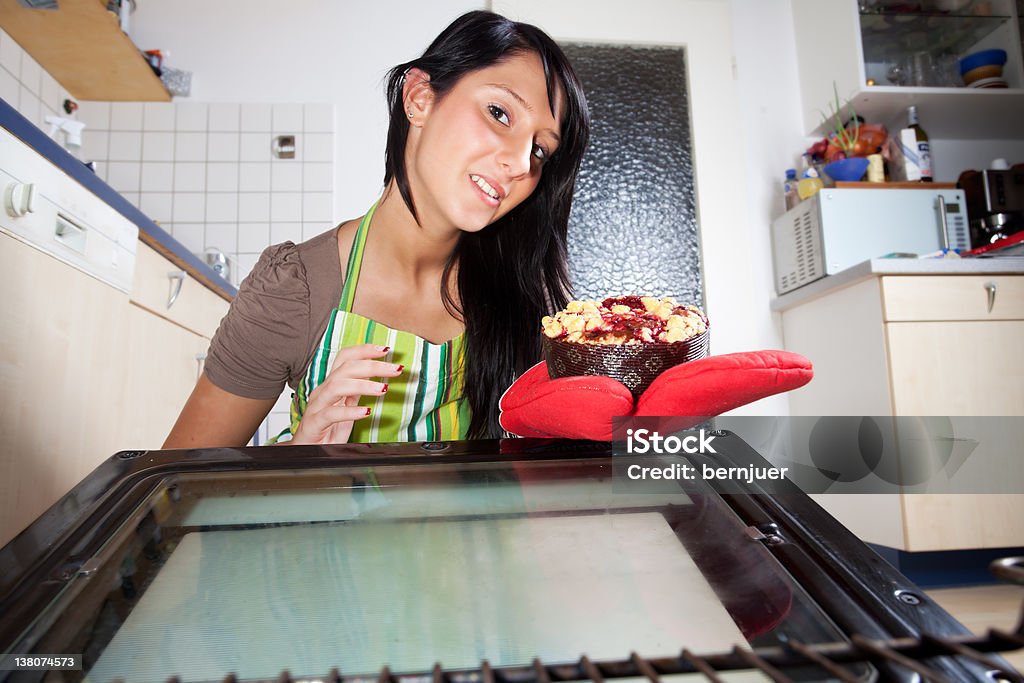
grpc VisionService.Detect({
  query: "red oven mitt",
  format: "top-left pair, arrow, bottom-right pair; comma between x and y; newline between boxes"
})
497,361 -> 634,440
499,350 -> 813,440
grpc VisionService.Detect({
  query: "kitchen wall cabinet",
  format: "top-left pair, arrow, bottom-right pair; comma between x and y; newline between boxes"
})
0,0 -> 169,101
791,0 -> 1024,139
0,237 -> 228,549
779,273 -> 1024,551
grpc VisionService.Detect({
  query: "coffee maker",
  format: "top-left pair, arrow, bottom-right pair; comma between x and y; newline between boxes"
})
957,162 -> 1024,246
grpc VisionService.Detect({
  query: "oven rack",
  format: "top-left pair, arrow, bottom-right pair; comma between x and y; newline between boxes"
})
167,568 -> 1024,683
170,624 -> 1024,683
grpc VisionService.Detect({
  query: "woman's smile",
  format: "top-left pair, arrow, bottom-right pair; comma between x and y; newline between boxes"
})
469,173 -> 505,206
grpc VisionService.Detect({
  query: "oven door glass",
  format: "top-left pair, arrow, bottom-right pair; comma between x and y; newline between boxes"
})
4,446 -> 870,683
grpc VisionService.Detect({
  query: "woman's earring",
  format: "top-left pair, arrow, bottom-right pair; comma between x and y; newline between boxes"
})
407,109 -> 414,119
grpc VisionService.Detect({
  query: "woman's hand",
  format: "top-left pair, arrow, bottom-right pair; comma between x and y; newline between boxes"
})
289,344 -> 404,445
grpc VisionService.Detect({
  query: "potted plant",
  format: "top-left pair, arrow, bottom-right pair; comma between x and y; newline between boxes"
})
820,84 -> 869,182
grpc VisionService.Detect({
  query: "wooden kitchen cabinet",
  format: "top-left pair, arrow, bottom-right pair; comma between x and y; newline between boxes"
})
0,233 -> 130,549
791,0 -> 1024,139
118,242 -> 229,448
0,236 -> 228,548
780,273 -> 1024,551
0,0 -> 170,101
114,305 -> 208,450
131,242 -> 229,340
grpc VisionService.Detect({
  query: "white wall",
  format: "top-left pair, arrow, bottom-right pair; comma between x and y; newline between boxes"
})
128,0 -> 483,223
729,0 -> 807,368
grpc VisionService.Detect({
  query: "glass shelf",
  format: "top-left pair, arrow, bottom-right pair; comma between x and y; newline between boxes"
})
859,11 -> 1012,64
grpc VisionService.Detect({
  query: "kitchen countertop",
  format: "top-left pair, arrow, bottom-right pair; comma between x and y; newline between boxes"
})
771,256 -> 1024,311
0,98 -> 236,301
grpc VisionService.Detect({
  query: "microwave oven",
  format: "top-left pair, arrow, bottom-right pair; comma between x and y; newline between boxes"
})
770,187 -> 969,294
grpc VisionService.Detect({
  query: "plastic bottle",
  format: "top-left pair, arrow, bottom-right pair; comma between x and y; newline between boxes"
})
907,105 -> 933,182
797,155 -> 824,200
783,168 -> 799,210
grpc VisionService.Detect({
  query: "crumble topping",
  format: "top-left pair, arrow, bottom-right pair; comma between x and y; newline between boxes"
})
542,296 -> 707,345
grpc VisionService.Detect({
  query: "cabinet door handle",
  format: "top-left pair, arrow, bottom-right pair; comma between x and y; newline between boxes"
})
195,351 -> 208,380
991,556 -> 1024,585
167,270 -> 187,309
983,281 -> 997,313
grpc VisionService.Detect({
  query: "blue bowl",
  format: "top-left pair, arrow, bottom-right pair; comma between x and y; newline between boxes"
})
824,157 -> 870,183
959,49 -> 1007,75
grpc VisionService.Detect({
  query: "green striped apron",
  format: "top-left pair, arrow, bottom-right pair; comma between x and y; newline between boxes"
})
273,203 -> 471,443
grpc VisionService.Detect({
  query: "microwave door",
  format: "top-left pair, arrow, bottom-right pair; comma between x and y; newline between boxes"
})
818,189 -> 961,275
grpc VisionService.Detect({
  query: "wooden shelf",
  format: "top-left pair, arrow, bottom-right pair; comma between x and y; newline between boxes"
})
0,0 -> 169,102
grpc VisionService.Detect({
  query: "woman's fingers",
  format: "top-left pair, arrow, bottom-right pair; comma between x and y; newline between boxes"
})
298,404 -> 373,438
304,377 -> 389,414
291,344 -> 406,445
328,359 -> 404,381
329,343 -> 393,371
307,359 -> 404,412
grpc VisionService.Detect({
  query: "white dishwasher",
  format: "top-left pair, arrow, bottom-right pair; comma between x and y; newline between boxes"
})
0,123 -> 141,550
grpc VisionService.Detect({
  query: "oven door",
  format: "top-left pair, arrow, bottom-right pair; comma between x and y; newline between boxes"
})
0,435 -> 1018,683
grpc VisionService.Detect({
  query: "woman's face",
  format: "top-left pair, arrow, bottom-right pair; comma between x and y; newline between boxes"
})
405,51 -> 564,233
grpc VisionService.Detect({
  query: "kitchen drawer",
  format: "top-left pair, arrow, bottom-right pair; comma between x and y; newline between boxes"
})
132,242 -> 229,339
881,275 -> 1024,322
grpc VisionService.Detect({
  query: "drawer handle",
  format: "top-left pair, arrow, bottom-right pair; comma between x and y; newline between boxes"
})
167,270 -> 187,309
984,281 -> 997,313
195,351 -> 207,380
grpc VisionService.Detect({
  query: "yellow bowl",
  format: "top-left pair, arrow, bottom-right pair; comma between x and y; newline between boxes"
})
963,64 -> 1003,84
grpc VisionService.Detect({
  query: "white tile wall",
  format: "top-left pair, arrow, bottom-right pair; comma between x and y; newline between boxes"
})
0,28 -> 73,139
79,101 -> 335,287
2,28 -> 334,440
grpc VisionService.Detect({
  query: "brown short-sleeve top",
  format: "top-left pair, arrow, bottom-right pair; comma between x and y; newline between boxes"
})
204,228 -> 343,400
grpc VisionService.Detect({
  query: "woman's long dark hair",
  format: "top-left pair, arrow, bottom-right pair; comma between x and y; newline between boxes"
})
383,11 -> 590,438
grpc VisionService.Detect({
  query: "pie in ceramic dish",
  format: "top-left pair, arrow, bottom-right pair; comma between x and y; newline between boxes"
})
541,296 -> 709,396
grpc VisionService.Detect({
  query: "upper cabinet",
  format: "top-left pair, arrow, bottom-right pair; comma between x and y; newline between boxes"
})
0,0 -> 169,101
792,0 -> 1024,139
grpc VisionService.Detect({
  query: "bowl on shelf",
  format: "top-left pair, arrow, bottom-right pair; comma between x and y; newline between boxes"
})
824,157 -> 870,183
959,49 -> 1007,85
962,63 -> 1003,85
967,76 -> 1009,89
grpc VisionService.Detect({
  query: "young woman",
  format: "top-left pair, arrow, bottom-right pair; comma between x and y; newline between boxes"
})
163,10 -> 590,447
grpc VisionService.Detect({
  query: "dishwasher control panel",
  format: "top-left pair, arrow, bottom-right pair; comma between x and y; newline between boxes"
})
0,127 -> 137,293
